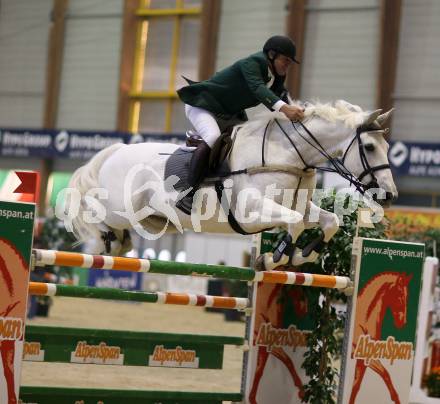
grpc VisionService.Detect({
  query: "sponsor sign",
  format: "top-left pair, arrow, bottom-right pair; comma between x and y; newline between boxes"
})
340,238 -> 424,404
0,128 -> 185,160
389,140 -> 440,177
70,341 -> 124,365
245,231 -> 320,404
353,335 -> 412,365
246,233 -> 425,404
255,323 -> 309,352
148,345 -> 199,368
410,257 -> 439,402
0,200 -> 36,404
0,317 -> 23,340
23,342 -> 44,362
88,269 -> 143,291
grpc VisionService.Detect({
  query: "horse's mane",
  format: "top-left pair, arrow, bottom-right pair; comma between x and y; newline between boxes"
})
238,99 -> 367,138
358,272 -> 402,299
0,241 -> 15,295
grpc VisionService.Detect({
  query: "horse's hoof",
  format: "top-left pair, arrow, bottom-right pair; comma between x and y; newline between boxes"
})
263,252 -> 290,271
304,250 -> 319,263
292,250 -> 318,266
254,254 -> 267,272
302,233 -> 326,257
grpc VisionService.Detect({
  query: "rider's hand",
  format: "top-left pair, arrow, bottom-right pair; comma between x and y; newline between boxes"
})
280,105 -> 305,121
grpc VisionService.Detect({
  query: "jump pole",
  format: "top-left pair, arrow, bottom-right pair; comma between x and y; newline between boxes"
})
28,281 -> 249,310
33,249 -> 351,289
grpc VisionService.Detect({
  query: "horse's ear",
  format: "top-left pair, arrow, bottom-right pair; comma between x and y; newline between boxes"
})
376,108 -> 395,127
404,273 -> 413,285
362,109 -> 382,126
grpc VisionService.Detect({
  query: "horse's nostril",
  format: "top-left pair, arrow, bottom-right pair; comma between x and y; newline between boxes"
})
385,192 -> 395,202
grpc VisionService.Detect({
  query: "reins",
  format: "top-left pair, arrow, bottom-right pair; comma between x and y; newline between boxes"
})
198,114 -> 390,196
273,118 -> 391,195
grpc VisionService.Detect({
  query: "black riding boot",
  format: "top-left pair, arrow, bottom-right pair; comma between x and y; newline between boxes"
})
176,141 -> 211,214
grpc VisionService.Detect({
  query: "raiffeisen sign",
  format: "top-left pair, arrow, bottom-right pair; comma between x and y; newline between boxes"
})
0,128 -> 185,159
389,141 -> 440,177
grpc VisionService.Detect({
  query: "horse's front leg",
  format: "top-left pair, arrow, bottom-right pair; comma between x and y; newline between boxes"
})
244,198 -> 313,270
302,201 -> 340,257
304,201 -> 340,241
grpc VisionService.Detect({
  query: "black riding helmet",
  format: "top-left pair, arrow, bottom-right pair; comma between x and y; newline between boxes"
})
263,36 -> 300,64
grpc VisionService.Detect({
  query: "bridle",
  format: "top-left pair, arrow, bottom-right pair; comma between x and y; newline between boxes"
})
210,115 -> 393,237
340,125 -> 391,192
272,119 -> 392,196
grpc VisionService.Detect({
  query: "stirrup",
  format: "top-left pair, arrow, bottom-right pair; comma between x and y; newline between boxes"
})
175,190 -> 196,215
186,130 -> 204,147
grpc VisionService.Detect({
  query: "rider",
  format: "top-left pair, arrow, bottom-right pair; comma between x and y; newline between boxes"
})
176,35 -> 305,214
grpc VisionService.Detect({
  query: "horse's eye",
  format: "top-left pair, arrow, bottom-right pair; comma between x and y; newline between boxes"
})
364,144 -> 375,152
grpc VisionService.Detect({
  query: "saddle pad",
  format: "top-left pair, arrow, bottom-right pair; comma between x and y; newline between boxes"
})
164,148 -> 193,191
164,148 -> 231,192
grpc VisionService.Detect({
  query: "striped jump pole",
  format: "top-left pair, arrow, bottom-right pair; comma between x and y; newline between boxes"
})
28,282 -> 249,310
33,249 -> 351,289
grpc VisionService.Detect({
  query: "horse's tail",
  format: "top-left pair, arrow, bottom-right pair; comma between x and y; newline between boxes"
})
67,143 -> 124,245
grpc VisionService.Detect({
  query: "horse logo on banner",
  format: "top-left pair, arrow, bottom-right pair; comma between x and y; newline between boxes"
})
349,272 -> 413,404
0,239 -> 29,404
249,283 -> 318,403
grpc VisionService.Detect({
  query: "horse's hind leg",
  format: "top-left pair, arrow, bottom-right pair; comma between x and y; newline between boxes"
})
92,222 -> 132,256
113,229 -> 132,255
0,340 -> 17,404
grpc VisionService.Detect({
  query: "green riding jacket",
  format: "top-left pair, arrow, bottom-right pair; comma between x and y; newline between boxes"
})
177,51 -> 287,119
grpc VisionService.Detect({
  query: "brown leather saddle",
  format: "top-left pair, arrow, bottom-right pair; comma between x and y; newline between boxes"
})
165,113 -> 245,192
186,129 -> 233,171
180,75 -> 246,169
186,112 -> 245,170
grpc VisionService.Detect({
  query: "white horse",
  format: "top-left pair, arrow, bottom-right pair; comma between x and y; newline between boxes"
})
66,100 -> 397,268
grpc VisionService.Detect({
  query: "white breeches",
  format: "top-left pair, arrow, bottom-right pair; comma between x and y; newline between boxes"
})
185,104 -> 221,148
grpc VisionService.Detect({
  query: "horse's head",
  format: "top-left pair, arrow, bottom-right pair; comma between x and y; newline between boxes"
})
342,109 -> 398,206
388,272 -> 413,329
